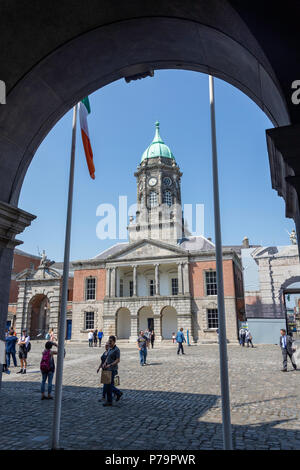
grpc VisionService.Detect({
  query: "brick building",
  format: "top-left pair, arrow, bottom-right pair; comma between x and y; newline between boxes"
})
9,123 -> 245,343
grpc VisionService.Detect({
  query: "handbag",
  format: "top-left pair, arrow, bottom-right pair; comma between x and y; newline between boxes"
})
100,369 -> 112,384
114,374 -> 120,386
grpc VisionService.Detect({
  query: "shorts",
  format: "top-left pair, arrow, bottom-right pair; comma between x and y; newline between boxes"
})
19,347 -> 27,359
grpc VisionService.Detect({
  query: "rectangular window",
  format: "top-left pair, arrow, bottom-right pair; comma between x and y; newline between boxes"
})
85,277 -> 96,300
120,279 -> 123,298
205,271 -> 217,296
207,309 -> 218,329
85,311 -> 94,330
129,280 -> 133,297
172,278 -> 178,295
149,279 -> 155,296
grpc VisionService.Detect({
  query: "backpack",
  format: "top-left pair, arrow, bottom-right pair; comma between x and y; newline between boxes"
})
26,341 -> 31,352
40,350 -> 51,373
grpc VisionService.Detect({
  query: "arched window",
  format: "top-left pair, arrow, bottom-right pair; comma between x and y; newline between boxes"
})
149,191 -> 158,208
163,190 -> 172,207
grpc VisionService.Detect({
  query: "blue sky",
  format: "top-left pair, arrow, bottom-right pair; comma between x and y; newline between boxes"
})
18,70 -> 295,262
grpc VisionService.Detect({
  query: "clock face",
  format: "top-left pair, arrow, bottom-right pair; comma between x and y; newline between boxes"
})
148,177 -> 157,187
163,177 -> 172,187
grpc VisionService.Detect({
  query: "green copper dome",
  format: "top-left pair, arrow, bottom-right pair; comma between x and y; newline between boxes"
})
141,122 -> 175,162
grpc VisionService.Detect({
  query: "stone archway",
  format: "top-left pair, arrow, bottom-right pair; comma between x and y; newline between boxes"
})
138,306 -> 154,333
28,294 -> 50,339
116,307 -> 131,339
161,306 -> 178,340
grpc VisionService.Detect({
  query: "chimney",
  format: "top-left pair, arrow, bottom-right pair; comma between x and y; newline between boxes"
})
242,236 -> 249,248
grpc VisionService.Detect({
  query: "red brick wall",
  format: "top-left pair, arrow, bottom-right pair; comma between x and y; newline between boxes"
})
73,269 -> 106,301
189,259 -> 236,297
9,252 -> 40,303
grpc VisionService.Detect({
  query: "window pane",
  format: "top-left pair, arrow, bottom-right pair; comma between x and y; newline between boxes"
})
86,277 -> 96,300
149,191 -> 158,208
163,190 -> 172,207
129,281 -> 133,297
149,279 -> 155,296
85,311 -> 94,330
205,271 -> 217,295
172,278 -> 178,295
207,309 -> 218,329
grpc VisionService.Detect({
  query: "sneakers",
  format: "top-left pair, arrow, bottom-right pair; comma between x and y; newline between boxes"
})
16,369 -> 23,374
22,369 -> 26,374
115,392 -> 123,402
281,369 -> 288,372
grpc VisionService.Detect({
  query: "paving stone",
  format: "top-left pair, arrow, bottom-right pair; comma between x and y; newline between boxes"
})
1,342 -> 300,449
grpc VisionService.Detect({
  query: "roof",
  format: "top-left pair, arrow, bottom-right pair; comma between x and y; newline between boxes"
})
14,248 -> 41,260
141,122 -> 175,162
178,236 -> 215,252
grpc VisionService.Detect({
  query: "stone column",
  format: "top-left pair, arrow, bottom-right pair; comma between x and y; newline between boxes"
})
183,262 -> 190,295
177,262 -> 183,294
153,315 -> 162,342
129,314 -> 139,342
49,285 -> 61,336
177,314 -> 194,343
111,267 -> 116,297
0,202 -> 36,390
105,268 -> 111,297
155,263 -> 160,295
133,265 -> 137,296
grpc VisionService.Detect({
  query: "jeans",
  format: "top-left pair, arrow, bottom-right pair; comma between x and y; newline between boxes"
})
88,339 -> 93,347
98,338 -> 102,347
6,351 -> 17,367
139,348 -> 147,365
41,371 -> 54,395
177,342 -> 184,354
103,370 -> 121,403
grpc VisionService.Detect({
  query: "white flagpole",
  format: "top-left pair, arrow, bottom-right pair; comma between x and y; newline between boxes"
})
209,75 -> 233,450
51,104 -> 78,449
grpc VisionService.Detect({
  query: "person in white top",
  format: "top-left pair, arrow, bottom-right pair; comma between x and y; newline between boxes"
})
88,330 -> 94,347
17,329 -> 30,374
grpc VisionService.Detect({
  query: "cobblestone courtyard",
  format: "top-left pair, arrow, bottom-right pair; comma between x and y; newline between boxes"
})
1,341 -> 300,450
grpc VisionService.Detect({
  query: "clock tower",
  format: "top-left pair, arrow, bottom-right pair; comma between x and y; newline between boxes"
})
128,122 -> 184,244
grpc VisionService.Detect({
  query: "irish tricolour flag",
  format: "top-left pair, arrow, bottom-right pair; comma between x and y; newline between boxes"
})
79,97 -> 95,179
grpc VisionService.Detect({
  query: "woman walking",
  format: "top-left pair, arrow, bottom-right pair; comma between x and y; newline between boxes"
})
40,341 -> 57,400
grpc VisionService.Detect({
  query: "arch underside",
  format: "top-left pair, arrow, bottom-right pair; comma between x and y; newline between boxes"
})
0,15 -> 289,206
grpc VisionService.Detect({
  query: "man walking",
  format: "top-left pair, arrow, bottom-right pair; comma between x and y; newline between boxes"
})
176,328 -> 186,355
88,330 -> 93,347
137,330 -> 149,366
93,329 -> 98,347
239,328 -> 246,347
245,329 -> 254,348
98,329 -> 104,347
5,329 -> 18,371
102,335 -> 122,406
280,329 -> 297,372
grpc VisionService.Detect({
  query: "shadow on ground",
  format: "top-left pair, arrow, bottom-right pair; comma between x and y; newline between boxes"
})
0,381 -> 299,450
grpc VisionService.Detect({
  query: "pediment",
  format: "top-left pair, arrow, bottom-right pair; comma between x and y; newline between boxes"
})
16,266 -> 61,281
107,239 -> 187,261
